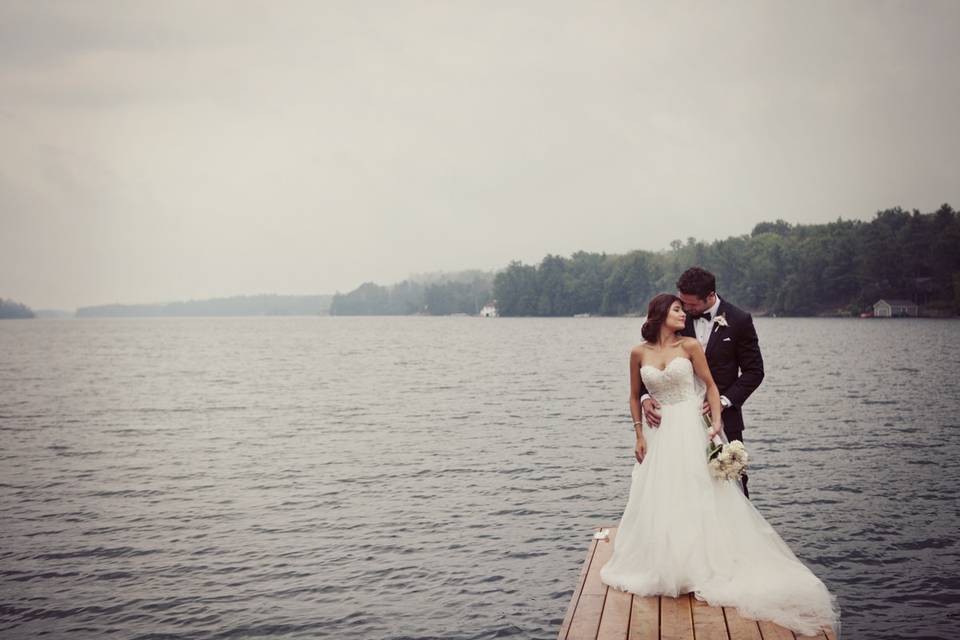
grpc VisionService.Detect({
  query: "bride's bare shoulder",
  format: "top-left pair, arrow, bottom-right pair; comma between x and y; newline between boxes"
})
678,336 -> 703,353
631,341 -> 652,359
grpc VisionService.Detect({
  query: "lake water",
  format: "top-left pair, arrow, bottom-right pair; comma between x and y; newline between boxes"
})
1,316 -> 958,639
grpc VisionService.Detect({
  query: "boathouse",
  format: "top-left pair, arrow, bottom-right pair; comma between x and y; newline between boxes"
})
873,299 -> 918,317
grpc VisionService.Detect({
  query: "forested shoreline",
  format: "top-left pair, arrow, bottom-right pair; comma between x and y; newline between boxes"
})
8,205 -> 958,319
329,271 -> 494,316
76,294 -> 333,317
331,204 -> 960,317
0,298 -> 35,319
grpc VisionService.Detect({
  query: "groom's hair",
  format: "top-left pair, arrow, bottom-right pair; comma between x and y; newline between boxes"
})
677,267 -> 716,300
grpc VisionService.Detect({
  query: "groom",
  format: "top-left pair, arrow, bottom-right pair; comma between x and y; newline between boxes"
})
639,267 -> 765,498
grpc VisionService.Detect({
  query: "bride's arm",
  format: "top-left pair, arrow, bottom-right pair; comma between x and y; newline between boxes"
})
629,347 -> 644,438
683,339 -> 722,438
629,347 -> 647,463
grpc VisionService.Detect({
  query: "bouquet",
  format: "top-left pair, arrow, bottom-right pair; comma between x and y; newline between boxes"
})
703,414 -> 748,481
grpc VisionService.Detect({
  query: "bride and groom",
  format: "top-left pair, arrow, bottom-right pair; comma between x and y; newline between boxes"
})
599,267 -> 840,637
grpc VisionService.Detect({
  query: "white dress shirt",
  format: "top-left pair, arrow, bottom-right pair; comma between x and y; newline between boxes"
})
693,295 -> 723,349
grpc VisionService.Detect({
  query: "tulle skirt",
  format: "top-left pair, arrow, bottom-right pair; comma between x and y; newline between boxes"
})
599,398 -> 841,637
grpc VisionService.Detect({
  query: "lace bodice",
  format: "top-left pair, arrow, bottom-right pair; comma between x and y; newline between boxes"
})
640,357 -> 704,405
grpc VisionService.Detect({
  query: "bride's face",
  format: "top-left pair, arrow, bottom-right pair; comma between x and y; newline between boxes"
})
666,301 -> 686,330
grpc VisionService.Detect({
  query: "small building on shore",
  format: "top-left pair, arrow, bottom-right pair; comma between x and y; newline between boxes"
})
479,301 -> 498,318
873,299 -> 918,318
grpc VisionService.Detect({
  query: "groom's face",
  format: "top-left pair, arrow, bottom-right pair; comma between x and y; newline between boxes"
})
678,292 -> 713,316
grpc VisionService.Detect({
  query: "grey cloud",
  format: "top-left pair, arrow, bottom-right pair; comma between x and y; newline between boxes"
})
1,1 -> 959,310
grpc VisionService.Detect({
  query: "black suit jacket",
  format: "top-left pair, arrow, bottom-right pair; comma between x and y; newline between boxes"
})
639,299 -> 764,439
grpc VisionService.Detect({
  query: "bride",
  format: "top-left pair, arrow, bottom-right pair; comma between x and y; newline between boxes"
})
599,293 -> 841,637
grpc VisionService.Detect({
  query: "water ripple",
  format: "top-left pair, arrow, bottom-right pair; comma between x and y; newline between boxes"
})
0,316 -> 957,638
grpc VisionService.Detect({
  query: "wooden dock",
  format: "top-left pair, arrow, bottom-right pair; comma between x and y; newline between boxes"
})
558,525 -> 837,640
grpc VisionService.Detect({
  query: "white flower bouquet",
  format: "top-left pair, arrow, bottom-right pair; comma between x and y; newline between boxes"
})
703,415 -> 748,481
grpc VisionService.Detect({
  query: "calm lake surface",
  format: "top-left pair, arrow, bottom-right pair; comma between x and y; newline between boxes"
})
1,316 -> 958,639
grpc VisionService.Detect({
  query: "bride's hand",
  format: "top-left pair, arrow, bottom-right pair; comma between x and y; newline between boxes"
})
634,436 -> 647,464
707,421 -> 722,440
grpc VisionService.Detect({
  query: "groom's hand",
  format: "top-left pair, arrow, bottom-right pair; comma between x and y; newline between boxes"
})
702,400 -> 710,416
641,397 -> 662,427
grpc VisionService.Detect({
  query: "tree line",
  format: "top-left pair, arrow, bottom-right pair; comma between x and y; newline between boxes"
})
330,272 -> 494,316
331,204 -> 959,317
77,294 -> 334,317
0,298 -> 35,319
493,204 -> 959,317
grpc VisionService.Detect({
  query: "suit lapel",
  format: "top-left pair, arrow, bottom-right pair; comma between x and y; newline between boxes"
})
704,300 -> 726,358
682,315 -> 696,338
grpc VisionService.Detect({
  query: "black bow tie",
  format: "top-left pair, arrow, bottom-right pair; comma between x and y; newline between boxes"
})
691,311 -> 712,321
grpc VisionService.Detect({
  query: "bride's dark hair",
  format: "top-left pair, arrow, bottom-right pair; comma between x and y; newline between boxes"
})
641,293 -> 683,343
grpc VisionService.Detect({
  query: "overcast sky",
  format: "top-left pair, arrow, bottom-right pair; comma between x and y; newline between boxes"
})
2,1 -> 958,309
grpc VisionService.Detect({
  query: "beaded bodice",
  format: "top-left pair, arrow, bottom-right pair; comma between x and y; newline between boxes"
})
640,357 -> 703,405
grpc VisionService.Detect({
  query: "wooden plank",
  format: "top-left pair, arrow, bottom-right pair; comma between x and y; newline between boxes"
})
758,619 -> 796,640
559,524 -> 833,640
591,527 -> 625,639
557,535 -> 599,640
628,596 -> 659,640
563,526 -> 617,640
723,607 -> 762,640
568,594 -> 606,640
604,525 -> 619,548
597,586 -> 632,639
581,527 -> 616,596
691,595 -> 729,640
660,594 -> 695,640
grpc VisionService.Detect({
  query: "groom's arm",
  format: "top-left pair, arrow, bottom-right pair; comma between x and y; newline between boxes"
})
723,313 -> 764,407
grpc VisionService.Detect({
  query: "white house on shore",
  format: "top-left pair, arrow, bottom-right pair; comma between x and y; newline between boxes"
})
479,301 -> 498,317
873,299 -> 918,317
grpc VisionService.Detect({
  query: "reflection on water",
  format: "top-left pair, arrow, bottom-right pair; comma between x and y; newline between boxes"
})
1,316 -> 958,639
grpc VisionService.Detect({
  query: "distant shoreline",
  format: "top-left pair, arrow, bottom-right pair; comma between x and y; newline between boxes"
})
38,313 -> 951,320
74,294 -> 333,318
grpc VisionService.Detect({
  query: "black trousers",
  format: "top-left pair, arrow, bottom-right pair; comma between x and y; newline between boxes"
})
725,428 -> 749,499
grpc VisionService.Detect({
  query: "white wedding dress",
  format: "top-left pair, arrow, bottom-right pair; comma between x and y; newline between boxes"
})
600,357 -> 841,637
